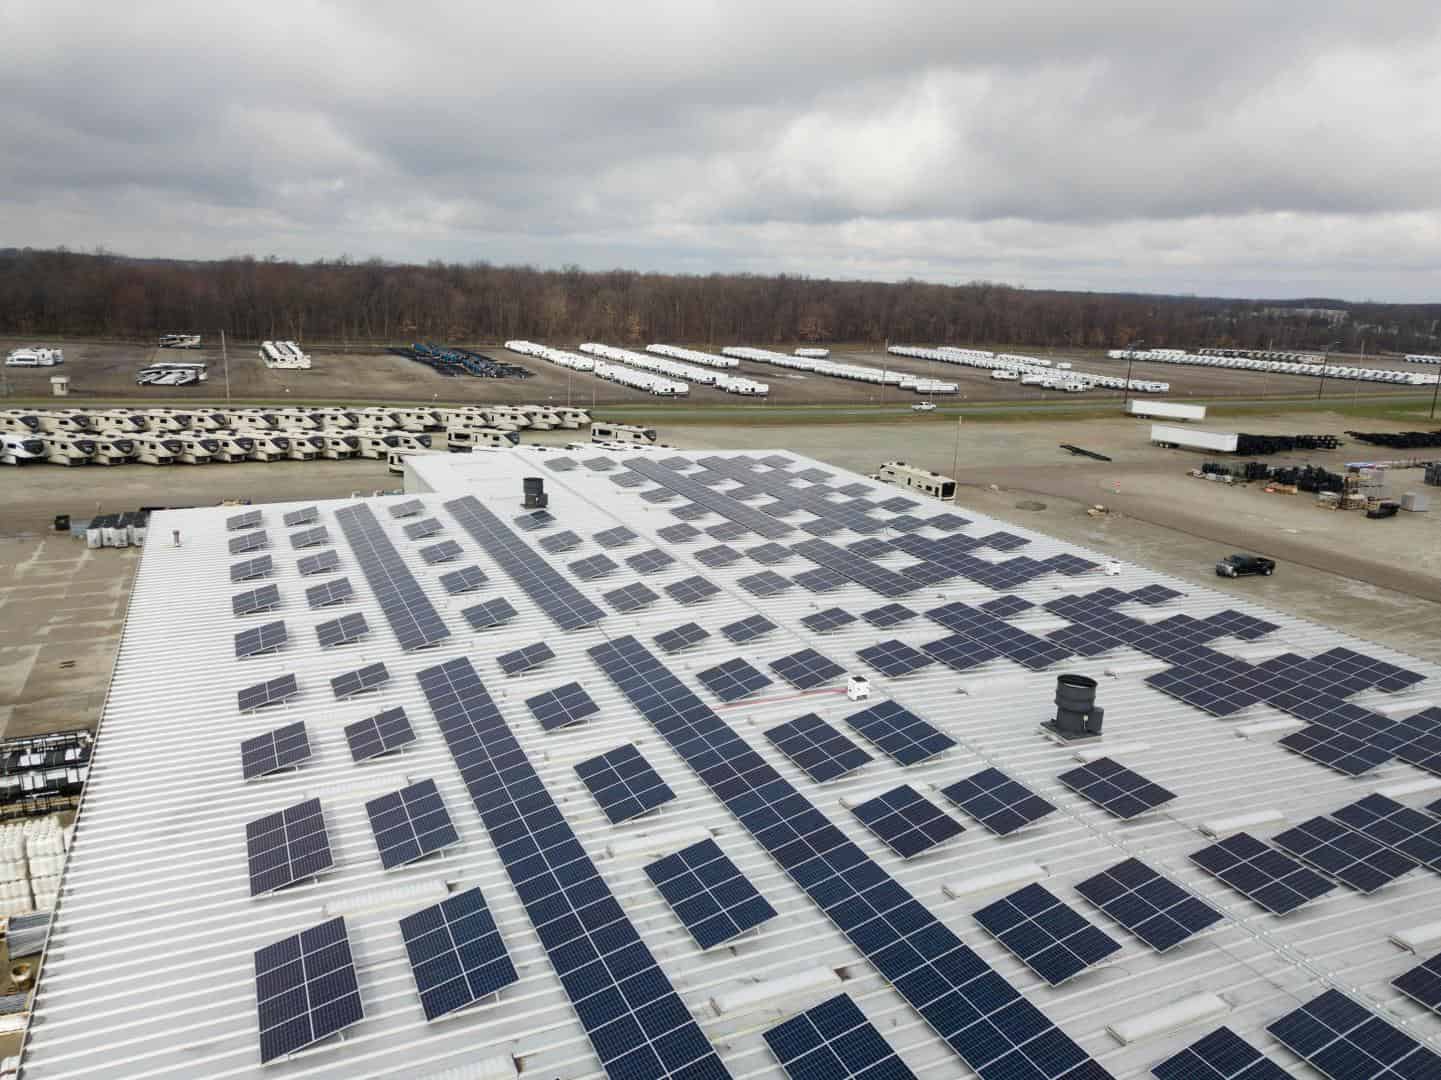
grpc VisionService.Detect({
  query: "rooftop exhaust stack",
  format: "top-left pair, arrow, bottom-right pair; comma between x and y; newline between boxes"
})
1051,674 -> 1103,738
523,477 -> 548,509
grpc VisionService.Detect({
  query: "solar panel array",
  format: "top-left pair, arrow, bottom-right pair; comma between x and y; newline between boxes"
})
857,639 -> 935,677
234,619 -> 287,659
230,555 -> 273,582
737,569 -> 792,597
388,498 -> 423,518
720,614 -> 777,644
844,700 -> 955,766
764,713 -> 872,783
1331,794 -> 1441,871
645,839 -> 777,950
664,576 -> 721,606
604,582 -> 661,613
334,503 -> 452,651
1272,815 -> 1416,893
863,603 -> 917,628
763,993 -> 917,1080
462,597 -> 517,630
627,549 -> 675,574
571,554 -> 620,580
245,797 -> 332,895
240,721 -> 311,780
801,607 -> 857,634
593,525 -> 638,549
399,887 -> 518,1021
654,621 -> 710,653
282,506 -> 318,528
767,648 -> 846,690
233,584 -> 281,617
419,539 -> 463,565
289,526 -> 329,549
1393,951 -> 1441,1014
974,883 -> 1121,986
402,517 -> 443,539
415,658 -> 727,1078
227,509 -> 262,531
254,917 -> 363,1063
850,784 -> 964,859
1190,832 -> 1335,915
940,768 -> 1056,836
344,707 -> 415,762
1268,989 -> 1441,1078
525,681 -> 599,731
1152,1027 -> 1289,1080
228,531 -> 269,556
1074,858 -> 1222,952
695,544 -> 743,568
1056,758 -> 1176,819
365,779 -> 459,869
305,577 -> 353,608
588,636 -> 1105,1080
447,495 -> 610,632
538,529 -> 584,554
575,743 -> 677,823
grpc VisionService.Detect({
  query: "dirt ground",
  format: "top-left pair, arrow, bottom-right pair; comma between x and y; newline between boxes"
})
1,336 -> 1431,409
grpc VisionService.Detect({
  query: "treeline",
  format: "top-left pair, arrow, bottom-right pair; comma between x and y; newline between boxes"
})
1,247 -> 1438,352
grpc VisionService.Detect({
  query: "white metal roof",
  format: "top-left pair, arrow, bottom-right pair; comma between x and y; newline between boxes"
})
20,446 -> 1441,1079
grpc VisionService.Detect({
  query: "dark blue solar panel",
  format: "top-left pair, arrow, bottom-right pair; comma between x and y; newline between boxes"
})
645,839 -> 776,950
365,778 -> 459,869
765,713 -> 872,783
1272,816 -> 1415,893
802,607 -> 857,634
1074,858 -> 1222,952
851,785 -> 964,859
525,681 -> 599,731
1394,951 -> 1441,1014
720,614 -> 776,644
763,993 -> 917,1080
856,639 -> 935,678
1268,989 -> 1441,1079
1057,758 -> 1176,819
844,701 -> 955,766
654,621 -> 710,653
334,503 -> 451,651
575,744 -> 676,823
769,648 -> 846,690
940,768 -> 1055,835
974,883 -> 1120,986
1152,1026 -> 1289,1080
1190,832 -> 1335,915
697,657 -> 773,702
400,887 -> 517,1021
254,917 -> 363,1063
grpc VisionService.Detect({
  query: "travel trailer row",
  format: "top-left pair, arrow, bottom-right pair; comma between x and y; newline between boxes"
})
721,346 -> 911,389
1109,348 -> 1436,386
578,344 -> 769,396
505,341 -> 689,395
5,347 -> 63,367
1405,354 -> 1441,365
892,345 -> 1166,393
260,341 -> 312,369
795,348 -> 830,358
1197,347 -> 1323,363
644,345 -> 739,369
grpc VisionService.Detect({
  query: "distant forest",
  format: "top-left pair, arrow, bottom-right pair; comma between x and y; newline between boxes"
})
1,247 -> 1438,352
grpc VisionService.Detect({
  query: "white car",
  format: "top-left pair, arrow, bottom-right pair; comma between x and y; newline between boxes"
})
912,402 -> 936,412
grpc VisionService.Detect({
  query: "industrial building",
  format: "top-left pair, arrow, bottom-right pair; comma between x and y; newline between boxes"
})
17,447 -> 1441,1079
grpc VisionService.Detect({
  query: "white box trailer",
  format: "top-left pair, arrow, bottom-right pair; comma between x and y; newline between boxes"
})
1150,424 -> 1238,453
1127,401 -> 1207,422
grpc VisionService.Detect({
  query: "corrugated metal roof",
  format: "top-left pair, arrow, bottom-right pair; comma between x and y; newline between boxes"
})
20,447 -> 1441,1079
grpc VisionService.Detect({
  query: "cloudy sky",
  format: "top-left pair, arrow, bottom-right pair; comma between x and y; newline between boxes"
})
3,1 -> 1440,299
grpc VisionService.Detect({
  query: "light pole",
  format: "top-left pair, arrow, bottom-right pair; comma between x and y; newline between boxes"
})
221,329 -> 231,408
1430,370 -> 1441,420
1316,339 -> 1339,401
950,417 -> 963,500
1123,341 -> 1143,413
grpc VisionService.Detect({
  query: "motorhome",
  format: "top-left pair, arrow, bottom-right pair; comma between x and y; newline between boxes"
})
486,406 -> 532,430
94,409 -> 150,433
447,427 -> 520,451
876,461 -> 957,501
276,431 -> 323,460
353,430 -> 432,459
135,361 -> 206,385
318,409 -> 361,429
210,431 -> 259,463
273,409 -> 324,430
172,432 -> 219,464
159,334 -> 202,349
244,433 -> 293,462
0,435 -> 47,465
309,432 -> 358,460
354,408 -> 402,430
34,411 -> 96,435
5,347 -> 62,367
394,407 -> 444,432
518,406 -> 561,430
125,434 -> 182,465
553,407 -> 591,429
0,412 -> 43,434
590,421 -> 657,445
90,437 -> 138,465
38,433 -> 97,466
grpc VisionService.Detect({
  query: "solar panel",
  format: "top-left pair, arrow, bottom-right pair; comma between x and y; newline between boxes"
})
234,619 -> 287,659
1272,816 -> 1416,893
582,456 -> 617,472
344,707 -> 416,762
586,635 -> 1107,1080
1130,584 -> 1182,605
769,648 -> 846,690
227,509 -> 262,531
603,582 -> 661,613
305,577 -> 353,609
878,496 -> 919,512
282,506 -> 319,528
851,784 -> 964,859
662,576 -> 719,606
720,614 -> 777,644
570,554 -> 620,580
496,641 -> 555,676
793,566 -> 849,593
538,529 -> 583,554
645,839 -> 777,950
974,883 -> 1120,986
625,549 -> 675,575
400,887 -> 518,1021
1073,858 -> 1223,952
856,639 -> 935,678
939,768 -> 1056,835
1268,988 -> 1441,1079
802,607 -> 858,634
238,673 -> 299,713
764,713 -> 873,783
388,498 -> 423,518
1393,952 -> 1441,1014
230,555 -> 273,582
920,634 -> 1001,673
462,597 -> 519,630
697,657 -> 774,702
233,584 -> 281,616
862,603 -> 918,628
1331,794 -> 1441,871
593,525 -> 638,549
926,512 -> 971,531
768,995 -> 913,1080
1279,722 -> 1393,775
1152,1027 -> 1290,1080
980,595 -> 1034,618
335,504 -> 452,651
695,544 -> 743,568
365,778 -> 459,869
1056,758 -> 1176,819
513,509 -> 555,532
229,531 -> 268,555
289,526 -> 329,550
1190,832 -> 1335,915
610,470 -> 649,489
439,565 -> 487,594
240,722 -> 311,780
403,517 -> 443,539
849,537 -> 894,559
671,502 -> 713,522
655,622 -> 711,653
297,549 -> 340,577
746,542 -> 793,565
793,539 -> 918,598
254,916 -> 362,1063
419,539 -> 463,565
844,700 -> 955,766
575,744 -> 676,823
245,797 -> 332,895
738,570 -> 792,597
927,601 -> 1072,670
657,523 -> 702,544
331,661 -> 389,700
525,681 -> 599,731
316,612 -> 369,648
706,521 -> 751,541
544,456 -> 576,471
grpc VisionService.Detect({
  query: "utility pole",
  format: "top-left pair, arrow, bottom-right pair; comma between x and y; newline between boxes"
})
222,329 -> 231,408
950,416 -> 963,501
1316,339 -> 1338,401
1430,370 -> 1440,420
1123,340 -> 1143,413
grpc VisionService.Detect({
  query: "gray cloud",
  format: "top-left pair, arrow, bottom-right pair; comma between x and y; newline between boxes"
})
1,1 -> 1439,299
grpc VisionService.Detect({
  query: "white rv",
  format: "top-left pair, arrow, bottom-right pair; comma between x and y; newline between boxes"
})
276,431 -> 324,460
393,407 -> 444,432
590,421 -> 657,445
35,411 -> 96,435
553,407 -> 591,430
90,437 -> 138,466
136,361 -> 206,385
876,461 -> 957,501
318,409 -> 361,428
0,412 -> 43,434
38,433 -> 98,466
5,347 -> 62,367
447,427 -> 520,451
159,334 -> 202,349
0,435 -> 47,465
172,432 -> 219,464
210,431 -> 260,463
245,433 -> 293,462
143,409 -> 193,432
125,434 -> 182,465
310,432 -> 358,459
518,406 -> 561,430
94,409 -> 150,433
485,406 -> 532,430
355,408 -> 402,430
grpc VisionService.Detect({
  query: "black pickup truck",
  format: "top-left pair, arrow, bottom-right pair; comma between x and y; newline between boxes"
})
1216,553 -> 1276,578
